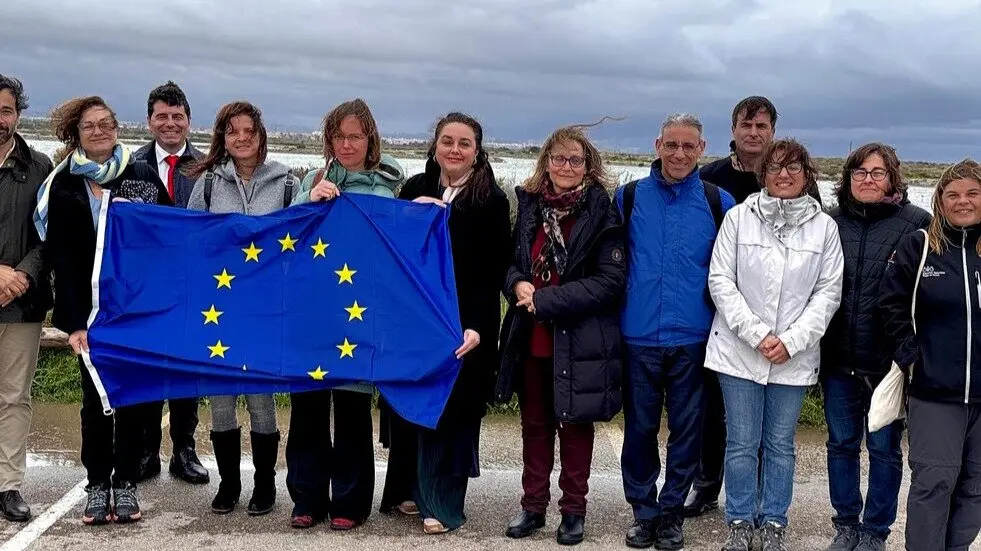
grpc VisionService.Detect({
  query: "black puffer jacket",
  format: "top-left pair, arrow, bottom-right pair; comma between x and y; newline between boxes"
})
822,196 -> 931,377
496,183 -> 626,423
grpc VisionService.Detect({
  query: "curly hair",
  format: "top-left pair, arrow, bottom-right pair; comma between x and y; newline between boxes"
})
49,96 -> 117,164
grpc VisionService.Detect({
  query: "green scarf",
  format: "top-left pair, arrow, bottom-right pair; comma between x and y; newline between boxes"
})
326,153 -> 405,198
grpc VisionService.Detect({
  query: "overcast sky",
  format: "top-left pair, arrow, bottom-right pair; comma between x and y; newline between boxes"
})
2,0 -> 979,161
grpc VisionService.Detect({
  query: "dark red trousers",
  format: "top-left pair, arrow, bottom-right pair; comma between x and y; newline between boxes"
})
519,357 -> 595,516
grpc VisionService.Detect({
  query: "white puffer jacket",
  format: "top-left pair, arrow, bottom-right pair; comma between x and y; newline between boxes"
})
705,191 -> 844,386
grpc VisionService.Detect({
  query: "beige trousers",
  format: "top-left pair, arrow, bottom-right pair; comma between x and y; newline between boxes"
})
0,323 -> 41,492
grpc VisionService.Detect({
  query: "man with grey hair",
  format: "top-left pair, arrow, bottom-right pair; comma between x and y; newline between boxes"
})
615,113 -> 735,549
0,74 -> 53,522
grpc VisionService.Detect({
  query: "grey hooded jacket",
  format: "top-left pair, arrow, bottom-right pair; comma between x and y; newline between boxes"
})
186,158 -> 298,215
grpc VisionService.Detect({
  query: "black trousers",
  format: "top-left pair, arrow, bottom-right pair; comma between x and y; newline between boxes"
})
906,397 -> 981,551
141,397 -> 200,455
692,368 -> 726,498
78,356 -> 141,488
285,389 -> 374,522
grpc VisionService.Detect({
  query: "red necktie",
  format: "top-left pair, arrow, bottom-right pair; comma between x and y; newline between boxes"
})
165,155 -> 179,200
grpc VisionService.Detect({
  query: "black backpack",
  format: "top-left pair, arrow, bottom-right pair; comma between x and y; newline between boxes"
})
203,171 -> 295,212
621,178 -> 725,230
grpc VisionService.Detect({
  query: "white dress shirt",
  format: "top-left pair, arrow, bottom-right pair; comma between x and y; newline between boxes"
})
155,141 -> 187,187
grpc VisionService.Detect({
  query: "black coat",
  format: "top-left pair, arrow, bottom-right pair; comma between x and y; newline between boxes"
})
133,140 -> 204,208
0,134 -> 53,323
496,183 -> 626,424
880,225 -> 981,404
397,167 -> 512,422
45,161 -> 169,334
822,198 -> 932,377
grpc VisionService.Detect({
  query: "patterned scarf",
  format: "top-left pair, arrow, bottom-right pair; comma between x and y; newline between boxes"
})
535,183 -> 587,279
33,143 -> 131,241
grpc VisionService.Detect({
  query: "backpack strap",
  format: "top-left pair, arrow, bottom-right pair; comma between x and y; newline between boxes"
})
622,179 -> 639,227
203,171 -> 215,213
703,182 -> 724,231
284,172 -> 295,209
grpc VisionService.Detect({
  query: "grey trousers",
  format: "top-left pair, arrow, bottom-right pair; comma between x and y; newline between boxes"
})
906,396 -> 981,551
0,323 -> 41,492
210,394 -> 277,434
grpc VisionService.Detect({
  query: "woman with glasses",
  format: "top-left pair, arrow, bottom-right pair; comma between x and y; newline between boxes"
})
285,98 -> 405,530
819,144 -> 930,551
706,138 -> 843,551
496,125 -> 625,546
38,96 -> 170,526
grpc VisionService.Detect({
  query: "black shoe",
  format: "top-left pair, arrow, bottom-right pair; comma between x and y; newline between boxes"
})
854,531 -> 885,551
137,453 -> 161,482
505,509 -> 546,539
722,520 -> 755,551
170,447 -> 210,484
210,428 -> 241,515
0,490 -> 31,522
827,524 -> 859,551
112,482 -> 142,523
625,519 -> 656,549
247,430 -> 279,516
683,488 -> 719,518
556,513 -> 585,546
82,485 -> 111,525
655,515 -> 684,550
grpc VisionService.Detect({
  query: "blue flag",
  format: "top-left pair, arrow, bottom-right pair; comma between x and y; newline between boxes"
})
82,194 -> 463,429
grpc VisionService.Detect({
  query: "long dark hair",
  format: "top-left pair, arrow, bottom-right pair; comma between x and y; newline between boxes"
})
186,101 -> 268,180
427,112 -> 496,206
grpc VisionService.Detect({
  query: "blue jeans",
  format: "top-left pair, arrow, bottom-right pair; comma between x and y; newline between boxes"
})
822,370 -> 903,540
622,344 -> 705,521
718,373 -> 807,528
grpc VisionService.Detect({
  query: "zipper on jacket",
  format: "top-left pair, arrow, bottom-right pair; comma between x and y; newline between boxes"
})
962,230 -> 973,404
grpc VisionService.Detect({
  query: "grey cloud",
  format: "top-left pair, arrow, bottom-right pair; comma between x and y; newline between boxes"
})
2,0 -> 980,161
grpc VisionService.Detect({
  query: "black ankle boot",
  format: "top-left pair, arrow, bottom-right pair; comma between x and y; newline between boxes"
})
210,428 -> 241,514
557,513 -> 585,546
247,430 -> 279,516
505,509 -> 546,539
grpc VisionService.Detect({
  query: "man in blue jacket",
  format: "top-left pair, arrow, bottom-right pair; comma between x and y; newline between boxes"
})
615,113 -> 735,550
133,81 -> 208,485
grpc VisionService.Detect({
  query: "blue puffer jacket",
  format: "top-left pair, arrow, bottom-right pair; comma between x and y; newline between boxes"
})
614,160 -> 735,347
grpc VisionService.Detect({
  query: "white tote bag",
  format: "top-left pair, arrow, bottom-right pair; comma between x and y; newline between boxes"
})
868,229 -> 929,433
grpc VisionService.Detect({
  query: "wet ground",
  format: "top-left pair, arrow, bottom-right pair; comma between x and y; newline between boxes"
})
0,404 -> 974,550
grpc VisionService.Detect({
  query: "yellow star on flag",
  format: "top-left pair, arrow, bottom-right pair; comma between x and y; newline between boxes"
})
307,366 -> 328,380
214,269 -> 235,289
335,264 -> 357,284
345,301 -> 367,321
202,305 -> 223,325
337,338 -> 357,358
208,340 -> 230,358
242,242 -> 263,262
311,238 -> 329,258
278,233 -> 298,252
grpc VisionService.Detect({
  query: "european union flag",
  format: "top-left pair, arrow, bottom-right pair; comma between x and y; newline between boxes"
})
82,194 -> 463,429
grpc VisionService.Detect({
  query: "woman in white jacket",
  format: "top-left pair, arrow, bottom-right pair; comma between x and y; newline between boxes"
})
706,138 -> 844,551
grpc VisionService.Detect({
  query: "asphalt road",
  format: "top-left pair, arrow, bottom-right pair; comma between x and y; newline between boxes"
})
0,404 -> 975,551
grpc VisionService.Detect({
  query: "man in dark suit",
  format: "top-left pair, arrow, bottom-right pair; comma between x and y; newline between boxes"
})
133,81 -> 208,484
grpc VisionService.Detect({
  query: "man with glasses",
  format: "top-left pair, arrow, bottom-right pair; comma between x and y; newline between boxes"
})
0,75 -> 52,522
133,81 -> 208,486
615,113 -> 735,549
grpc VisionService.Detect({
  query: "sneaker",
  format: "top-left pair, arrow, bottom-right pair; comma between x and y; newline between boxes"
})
760,521 -> 788,551
721,520 -> 755,551
827,524 -> 859,551
82,486 -> 111,526
854,531 -> 885,551
112,483 -> 142,523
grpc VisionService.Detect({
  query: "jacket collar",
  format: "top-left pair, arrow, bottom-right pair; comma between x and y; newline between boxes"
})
942,222 -> 981,246
516,182 -> 613,270
649,159 -> 700,195
3,133 -> 35,169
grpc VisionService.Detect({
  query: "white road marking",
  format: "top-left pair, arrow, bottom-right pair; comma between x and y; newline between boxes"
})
0,413 -> 171,551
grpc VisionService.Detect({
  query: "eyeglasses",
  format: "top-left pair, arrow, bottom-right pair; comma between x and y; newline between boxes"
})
79,119 -> 117,135
850,168 -> 888,182
549,155 -> 585,168
332,133 -> 367,145
661,142 -> 699,154
765,162 -> 803,175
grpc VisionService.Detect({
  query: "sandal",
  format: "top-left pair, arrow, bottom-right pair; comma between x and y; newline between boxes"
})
397,501 -> 419,516
423,517 -> 449,534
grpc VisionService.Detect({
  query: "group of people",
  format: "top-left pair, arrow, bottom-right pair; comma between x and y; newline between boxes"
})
0,73 -> 978,551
